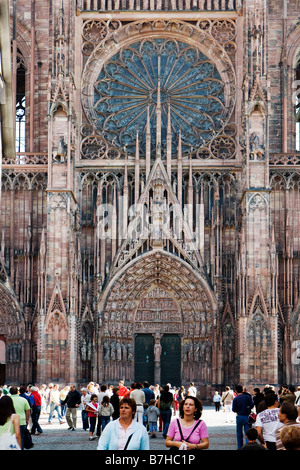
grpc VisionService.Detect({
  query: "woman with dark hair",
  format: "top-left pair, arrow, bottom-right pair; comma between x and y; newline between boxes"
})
165,396 -> 209,450
97,397 -> 149,450
0,395 -> 22,449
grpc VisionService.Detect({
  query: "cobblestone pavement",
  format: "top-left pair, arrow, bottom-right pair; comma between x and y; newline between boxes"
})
26,406 -> 237,451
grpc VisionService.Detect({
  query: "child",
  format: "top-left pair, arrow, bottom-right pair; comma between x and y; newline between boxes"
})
241,427 -> 266,451
86,394 -> 99,440
147,399 -> 160,438
99,395 -> 114,432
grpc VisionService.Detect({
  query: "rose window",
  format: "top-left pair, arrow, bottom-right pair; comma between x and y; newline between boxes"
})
91,38 -> 231,157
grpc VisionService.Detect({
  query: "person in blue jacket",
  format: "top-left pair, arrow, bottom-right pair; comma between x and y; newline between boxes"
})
97,397 -> 149,450
232,385 -> 254,450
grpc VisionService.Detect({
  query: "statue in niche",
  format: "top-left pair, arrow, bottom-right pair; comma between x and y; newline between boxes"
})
116,341 -> 122,361
154,335 -> 162,362
110,340 -> 116,360
183,342 -> 189,362
81,341 -> 87,361
127,343 -> 133,362
249,132 -> 265,160
53,135 -> 67,163
103,340 -> 110,360
122,343 -> 127,361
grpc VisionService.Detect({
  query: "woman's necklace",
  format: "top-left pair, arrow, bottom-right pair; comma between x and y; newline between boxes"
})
181,418 -> 195,428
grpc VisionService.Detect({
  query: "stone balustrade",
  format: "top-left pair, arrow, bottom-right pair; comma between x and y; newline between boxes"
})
2,152 -> 48,166
77,0 -> 240,11
269,153 -> 300,166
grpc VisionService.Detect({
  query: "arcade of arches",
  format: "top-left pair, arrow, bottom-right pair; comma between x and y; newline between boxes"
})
1,1 -> 300,398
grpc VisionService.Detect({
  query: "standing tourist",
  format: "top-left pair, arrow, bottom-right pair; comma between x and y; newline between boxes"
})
59,386 -> 70,417
9,386 -> 31,450
0,396 -> 22,450
130,382 -> 145,423
252,388 -> 265,413
110,387 -> 120,421
279,425 -> 300,450
187,382 -> 197,397
118,381 -> 128,398
232,385 -> 254,450
213,391 -> 221,412
165,396 -> 209,450
47,384 -> 64,425
275,402 -> 300,450
142,381 -> 155,404
157,384 -> 174,438
81,388 -> 91,431
86,394 -> 99,440
147,398 -> 160,439
99,395 -> 114,431
97,398 -> 149,450
221,386 -> 235,423
29,387 -> 43,435
61,384 -> 81,431
255,392 -> 280,450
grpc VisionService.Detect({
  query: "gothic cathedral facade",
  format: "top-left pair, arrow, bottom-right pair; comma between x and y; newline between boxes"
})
1,0 -> 300,397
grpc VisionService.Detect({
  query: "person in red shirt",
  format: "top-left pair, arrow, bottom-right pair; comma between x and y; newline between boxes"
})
118,381 -> 128,398
29,387 -> 43,435
86,394 -> 99,440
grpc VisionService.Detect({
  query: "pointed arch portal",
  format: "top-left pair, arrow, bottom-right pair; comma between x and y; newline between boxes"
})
99,251 -> 217,386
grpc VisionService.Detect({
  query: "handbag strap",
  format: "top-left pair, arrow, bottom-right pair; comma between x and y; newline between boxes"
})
124,433 -> 133,450
176,419 -> 201,443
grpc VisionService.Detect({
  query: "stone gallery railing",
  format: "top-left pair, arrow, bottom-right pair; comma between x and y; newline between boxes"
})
269,153 -> 300,166
77,0 -> 241,11
2,152 -> 48,166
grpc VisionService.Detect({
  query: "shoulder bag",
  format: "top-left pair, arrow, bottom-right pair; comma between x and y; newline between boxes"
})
123,433 -> 133,450
0,418 -> 21,450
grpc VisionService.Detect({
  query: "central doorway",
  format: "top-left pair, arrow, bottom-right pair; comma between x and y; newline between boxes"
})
134,334 -> 181,386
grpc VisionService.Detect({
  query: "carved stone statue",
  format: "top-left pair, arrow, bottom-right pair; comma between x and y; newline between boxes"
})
154,340 -> 162,362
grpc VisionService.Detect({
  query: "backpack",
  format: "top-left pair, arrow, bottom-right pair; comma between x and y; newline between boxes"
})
160,401 -> 171,410
0,418 -> 21,450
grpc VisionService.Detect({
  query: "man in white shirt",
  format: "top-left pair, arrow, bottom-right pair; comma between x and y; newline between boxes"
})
130,383 -> 145,423
187,382 -> 197,397
97,384 -> 109,405
48,384 -> 65,424
221,386 -> 235,423
255,392 -> 281,450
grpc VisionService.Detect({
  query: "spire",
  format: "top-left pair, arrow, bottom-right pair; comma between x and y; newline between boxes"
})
177,131 -> 182,207
156,55 -> 161,159
166,102 -> 172,179
146,106 -> 151,179
135,131 -> 140,203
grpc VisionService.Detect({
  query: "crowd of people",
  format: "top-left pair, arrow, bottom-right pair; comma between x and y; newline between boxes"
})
211,383 -> 300,450
0,380 -> 300,451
